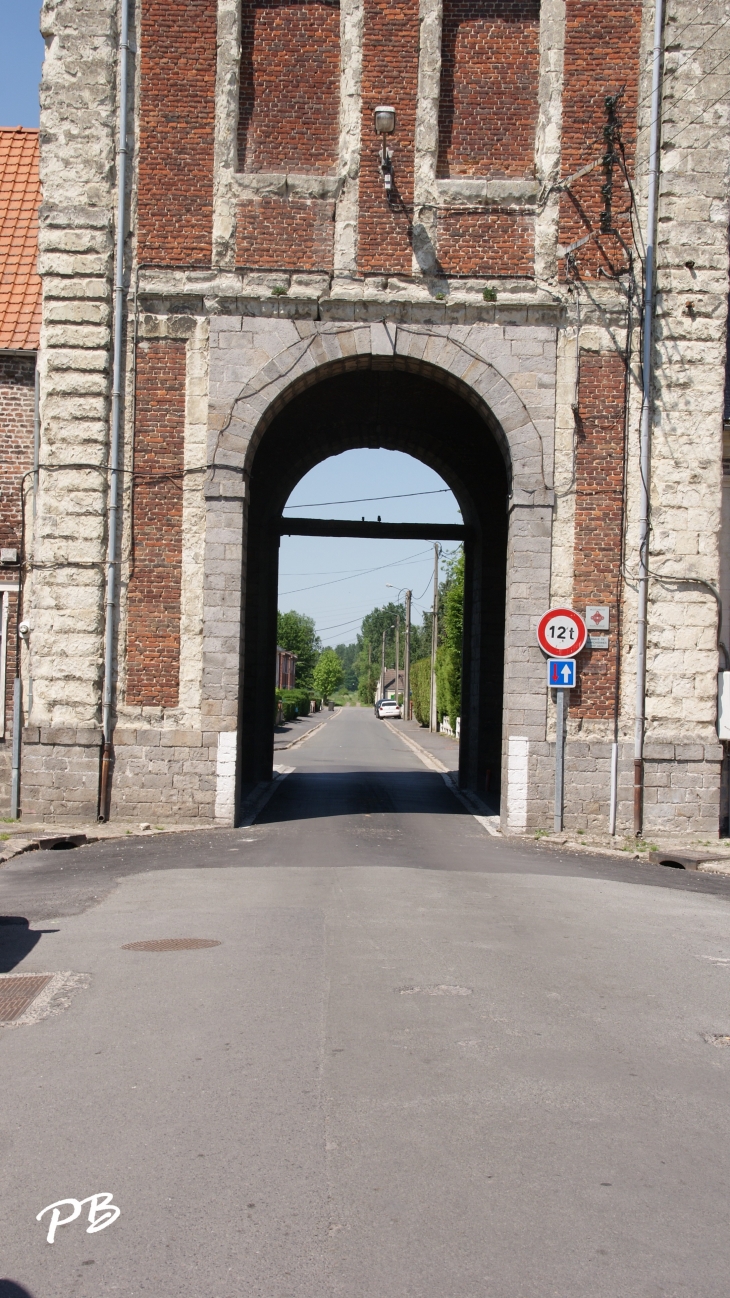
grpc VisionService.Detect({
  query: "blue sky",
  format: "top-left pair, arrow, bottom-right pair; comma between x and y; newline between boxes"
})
0,2 -> 43,128
280,451 -> 461,647
0,5 -> 462,648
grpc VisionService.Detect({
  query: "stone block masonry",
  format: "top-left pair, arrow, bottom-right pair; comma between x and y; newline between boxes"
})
137,0 -> 217,266
109,729 -> 217,822
21,727 -> 102,824
238,0 -> 341,175
126,341 -> 186,708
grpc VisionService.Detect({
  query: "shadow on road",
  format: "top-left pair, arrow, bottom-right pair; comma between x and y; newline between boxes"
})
0,918 -> 57,972
255,769 -> 470,823
0,1282 -> 37,1298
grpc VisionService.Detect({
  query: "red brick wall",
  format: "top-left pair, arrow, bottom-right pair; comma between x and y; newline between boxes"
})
238,0 -> 340,174
359,0 -> 420,275
572,351 -> 626,717
437,0 -> 540,178
0,354 -> 35,555
436,208 -> 534,276
126,342 -> 186,708
560,0 -> 642,278
137,0 -> 217,266
236,197 -> 335,269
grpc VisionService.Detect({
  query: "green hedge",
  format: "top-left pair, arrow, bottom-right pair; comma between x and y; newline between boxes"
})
410,657 -> 431,726
275,688 -> 315,723
410,653 -> 461,729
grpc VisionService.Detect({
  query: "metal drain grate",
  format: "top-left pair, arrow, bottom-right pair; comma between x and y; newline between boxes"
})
0,974 -> 52,1021
121,938 -> 221,952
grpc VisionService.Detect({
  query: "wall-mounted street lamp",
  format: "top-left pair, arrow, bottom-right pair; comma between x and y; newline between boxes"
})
373,106 -> 396,198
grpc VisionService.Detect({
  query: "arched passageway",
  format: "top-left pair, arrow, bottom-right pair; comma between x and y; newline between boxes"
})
239,362 -> 511,800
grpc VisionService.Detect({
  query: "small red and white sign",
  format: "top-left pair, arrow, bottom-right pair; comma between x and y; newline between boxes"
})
586,605 -> 610,630
537,607 -> 587,657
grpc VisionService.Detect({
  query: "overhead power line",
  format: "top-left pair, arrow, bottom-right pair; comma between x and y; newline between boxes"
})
283,488 -> 451,510
279,548 -> 433,596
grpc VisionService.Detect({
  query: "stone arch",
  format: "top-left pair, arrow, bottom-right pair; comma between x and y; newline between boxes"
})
204,317 -> 556,827
206,320 -> 551,504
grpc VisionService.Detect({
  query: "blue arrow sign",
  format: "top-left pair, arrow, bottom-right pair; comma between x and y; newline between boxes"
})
548,658 -> 576,688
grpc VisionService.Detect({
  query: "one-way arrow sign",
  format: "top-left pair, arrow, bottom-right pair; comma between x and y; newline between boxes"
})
547,658 -> 576,688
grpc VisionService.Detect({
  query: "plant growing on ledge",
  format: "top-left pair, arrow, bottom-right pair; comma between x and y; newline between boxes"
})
271,285 -> 288,296
482,287 -> 497,302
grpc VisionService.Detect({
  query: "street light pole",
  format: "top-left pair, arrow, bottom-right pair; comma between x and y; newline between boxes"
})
404,589 -> 411,721
430,543 -> 439,733
395,614 -> 400,708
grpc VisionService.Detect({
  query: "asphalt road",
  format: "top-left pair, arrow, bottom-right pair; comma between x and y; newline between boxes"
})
2,708 -> 730,1297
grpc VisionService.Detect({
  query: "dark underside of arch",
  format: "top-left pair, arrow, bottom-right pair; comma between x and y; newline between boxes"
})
237,366 -> 510,809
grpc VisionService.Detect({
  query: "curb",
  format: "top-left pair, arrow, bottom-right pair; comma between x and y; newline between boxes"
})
382,719 -> 501,834
273,707 -> 341,752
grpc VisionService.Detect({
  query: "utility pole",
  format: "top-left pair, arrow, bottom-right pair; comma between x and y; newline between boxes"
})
368,640 -> 372,705
430,543 -> 439,732
395,614 -> 400,707
380,628 -> 386,700
404,590 -> 411,721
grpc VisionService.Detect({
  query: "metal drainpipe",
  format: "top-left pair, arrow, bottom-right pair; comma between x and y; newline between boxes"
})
99,0 -> 130,821
633,0 -> 665,837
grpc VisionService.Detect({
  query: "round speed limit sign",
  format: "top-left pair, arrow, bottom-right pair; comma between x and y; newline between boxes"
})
537,607 -> 587,657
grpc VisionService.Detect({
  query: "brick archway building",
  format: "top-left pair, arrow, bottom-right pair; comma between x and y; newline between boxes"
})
12,0 -> 730,836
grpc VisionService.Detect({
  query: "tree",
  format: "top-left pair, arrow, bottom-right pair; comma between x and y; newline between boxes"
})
313,648 -> 344,700
277,610 -> 321,688
436,547 -> 464,727
334,642 -> 359,691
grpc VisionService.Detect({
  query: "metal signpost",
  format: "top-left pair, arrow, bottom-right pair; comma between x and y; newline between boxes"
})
538,609 -> 587,833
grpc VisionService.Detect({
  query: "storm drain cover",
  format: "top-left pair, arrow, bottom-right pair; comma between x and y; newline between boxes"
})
0,975 -> 52,1022
121,938 -> 221,952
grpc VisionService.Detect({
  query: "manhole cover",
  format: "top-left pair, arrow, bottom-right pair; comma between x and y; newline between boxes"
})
398,984 -> 472,996
0,974 -> 52,1022
121,938 -> 221,952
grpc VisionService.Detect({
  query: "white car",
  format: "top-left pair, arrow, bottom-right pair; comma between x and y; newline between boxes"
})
377,699 -> 402,720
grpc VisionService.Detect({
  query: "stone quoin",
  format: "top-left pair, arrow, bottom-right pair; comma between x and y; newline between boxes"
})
2,0 -> 730,838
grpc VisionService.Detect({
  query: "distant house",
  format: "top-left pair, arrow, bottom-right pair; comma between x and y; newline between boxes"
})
379,670 -> 405,701
275,647 -> 297,691
0,128 -> 41,813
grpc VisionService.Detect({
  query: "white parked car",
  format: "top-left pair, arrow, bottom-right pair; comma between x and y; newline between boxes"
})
377,699 -> 402,719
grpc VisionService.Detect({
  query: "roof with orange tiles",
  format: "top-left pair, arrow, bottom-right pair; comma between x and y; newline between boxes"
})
0,127 -> 41,351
